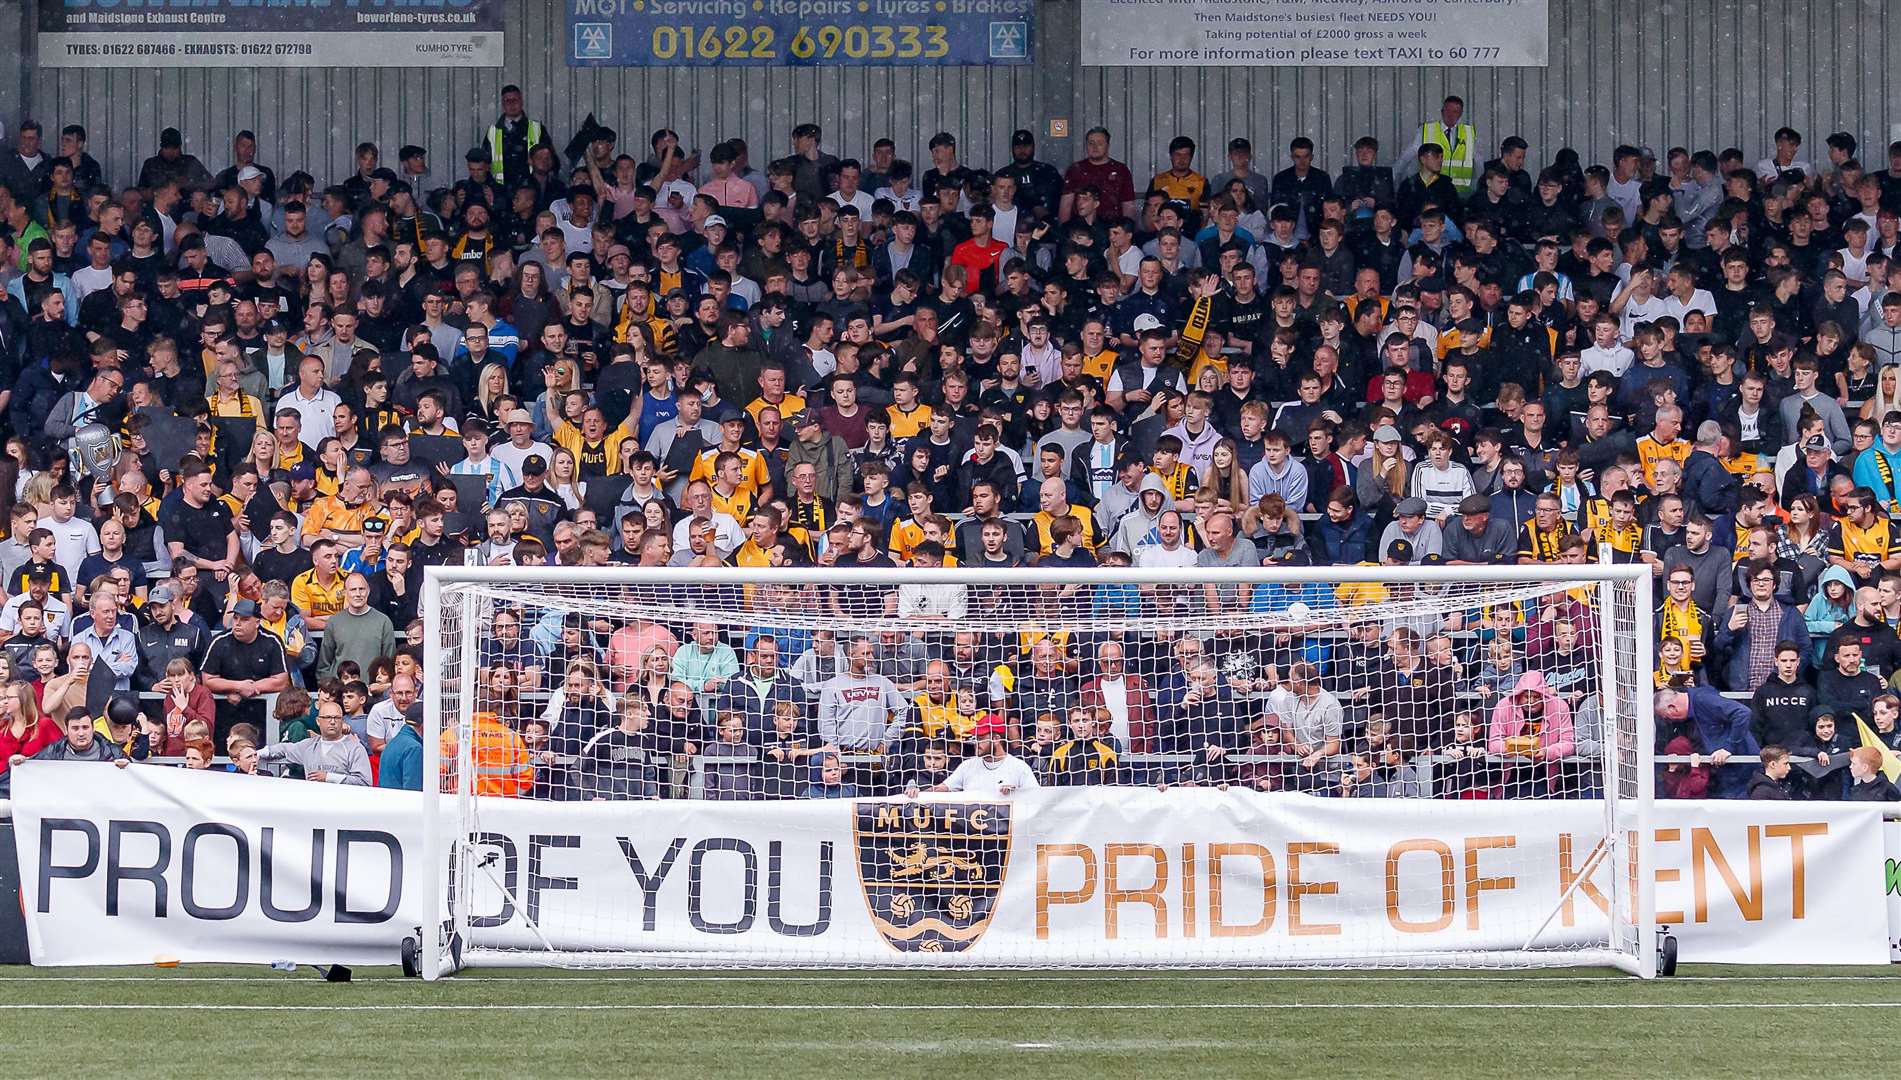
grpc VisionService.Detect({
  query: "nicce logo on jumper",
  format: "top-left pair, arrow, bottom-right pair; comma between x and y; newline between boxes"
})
854,801 -> 1010,954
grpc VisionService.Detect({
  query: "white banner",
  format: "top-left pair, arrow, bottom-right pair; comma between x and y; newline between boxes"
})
1886,820 -> 1901,961
9,762 -> 1890,967
1081,0 -> 1549,68
37,1 -> 506,69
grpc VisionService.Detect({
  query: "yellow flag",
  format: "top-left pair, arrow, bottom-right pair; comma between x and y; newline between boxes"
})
1853,715 -> 1901,783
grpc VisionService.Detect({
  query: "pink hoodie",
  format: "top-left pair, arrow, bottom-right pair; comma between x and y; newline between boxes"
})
1487,669 -> 1576,761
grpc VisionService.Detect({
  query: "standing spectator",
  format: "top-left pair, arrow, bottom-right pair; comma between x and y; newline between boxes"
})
258,697 -> 371,786
199,599 -> 290,743
378,703 -> 425,791
316,573 -> 395,683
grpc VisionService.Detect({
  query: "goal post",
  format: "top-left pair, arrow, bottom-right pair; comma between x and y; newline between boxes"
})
420,563 -> 1655,977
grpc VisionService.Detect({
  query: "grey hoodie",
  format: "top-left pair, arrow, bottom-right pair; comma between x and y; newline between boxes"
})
1109,473 -> 1177,555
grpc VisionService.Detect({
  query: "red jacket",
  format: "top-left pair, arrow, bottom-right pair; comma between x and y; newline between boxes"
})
0,715 -> 64,775
948,237 -> 1009,294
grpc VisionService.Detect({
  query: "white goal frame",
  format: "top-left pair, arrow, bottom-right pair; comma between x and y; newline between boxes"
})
420,563 -> 1656,979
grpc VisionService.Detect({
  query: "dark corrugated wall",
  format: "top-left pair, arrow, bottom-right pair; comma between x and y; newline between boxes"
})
20,0 -> 1900,192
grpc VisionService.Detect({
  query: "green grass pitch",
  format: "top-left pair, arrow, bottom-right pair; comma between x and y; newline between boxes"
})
2,964 -> 1896,1077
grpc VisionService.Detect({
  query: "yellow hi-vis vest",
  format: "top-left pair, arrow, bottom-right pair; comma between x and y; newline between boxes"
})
486,119 -> 543,185
1423,121 -> 1477,193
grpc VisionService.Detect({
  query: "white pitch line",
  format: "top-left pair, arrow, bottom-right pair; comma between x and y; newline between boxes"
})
4,1001 -> 1901,1012
2,973 -> 1897,985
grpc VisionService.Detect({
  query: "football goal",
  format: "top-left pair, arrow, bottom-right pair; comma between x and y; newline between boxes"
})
418,564 -> 1655,977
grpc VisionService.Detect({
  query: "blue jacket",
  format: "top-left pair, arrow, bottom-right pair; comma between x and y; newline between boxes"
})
6,272 -> 78,326
378,724 -> 423,791
1312,513 -> 1374,565
1715,600 -> 1809,692
1685,686 -> 1761,798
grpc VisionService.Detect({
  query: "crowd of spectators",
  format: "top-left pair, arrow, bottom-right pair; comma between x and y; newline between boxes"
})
0,89 -> 1899,803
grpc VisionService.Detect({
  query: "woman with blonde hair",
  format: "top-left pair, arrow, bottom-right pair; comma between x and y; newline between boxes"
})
1200,438 -> 1249,512
549,447 -> 585,511
473,362 -> 512,426
1860,360 -> 1901,421
0,679 -> 58,776
533,361 -> 581,442
1354,427 -> 1409,517
18,469 -> 57,519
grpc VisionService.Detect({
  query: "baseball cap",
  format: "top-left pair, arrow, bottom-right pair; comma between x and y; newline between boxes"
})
231,599 -> 261,619
1395,496 -> 1429,516
792,410 -> 822,429
1373,426 -> 1402,444
1131,313 -> 1164,332
289,462 -> 317,482
160,127 -> 182,148
972,713 -> 1010,738
236,165 -> 263,183
606,244 -> 632,262
1012,129 -> 1035,146
704,214 -> 728,229
1803,434 -> 1831,452
503,408 -> 534,426
521,454 -> 548,476
1385,538 -> 1416,563
148,583 -> 178,605
1458,494 -> 1491,516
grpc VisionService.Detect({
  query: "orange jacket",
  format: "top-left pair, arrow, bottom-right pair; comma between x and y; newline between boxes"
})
439,711 -> 533,797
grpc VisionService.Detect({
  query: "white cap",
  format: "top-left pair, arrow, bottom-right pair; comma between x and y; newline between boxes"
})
237,165 -> 263,183
705,214 -> 728,229
1132,314 -> 1164,332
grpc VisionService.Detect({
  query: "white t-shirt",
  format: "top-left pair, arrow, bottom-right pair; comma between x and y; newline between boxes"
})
366,699 -> 408,746
37,515 -> 100,583
943,754 -> 1041,796
1580,344 -> 1634,378
1618,294 -> 1671,340
1133,542 -> 1198,569
1095,676 -> 1132,746
71,265 -> 114,301
0,592 -> 70,637
829,189 -> 874,218
492,440 -> 556,478
1660,290 -> 1717,324
282,387 -> 343,444
873,186 -> 921,213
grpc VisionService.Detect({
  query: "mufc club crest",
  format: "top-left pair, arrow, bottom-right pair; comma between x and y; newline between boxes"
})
854,801 -> 1012,954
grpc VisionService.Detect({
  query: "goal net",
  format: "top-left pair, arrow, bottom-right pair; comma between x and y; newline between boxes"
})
420,565 -> 1654,976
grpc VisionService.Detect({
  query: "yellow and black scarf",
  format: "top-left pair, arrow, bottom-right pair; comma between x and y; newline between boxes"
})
1657,600 -> 1703,673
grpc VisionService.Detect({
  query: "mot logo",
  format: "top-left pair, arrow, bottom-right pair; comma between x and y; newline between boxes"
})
573,22 -> 612,60
854,801 -> 1011,953
988,21 -> 1027,60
